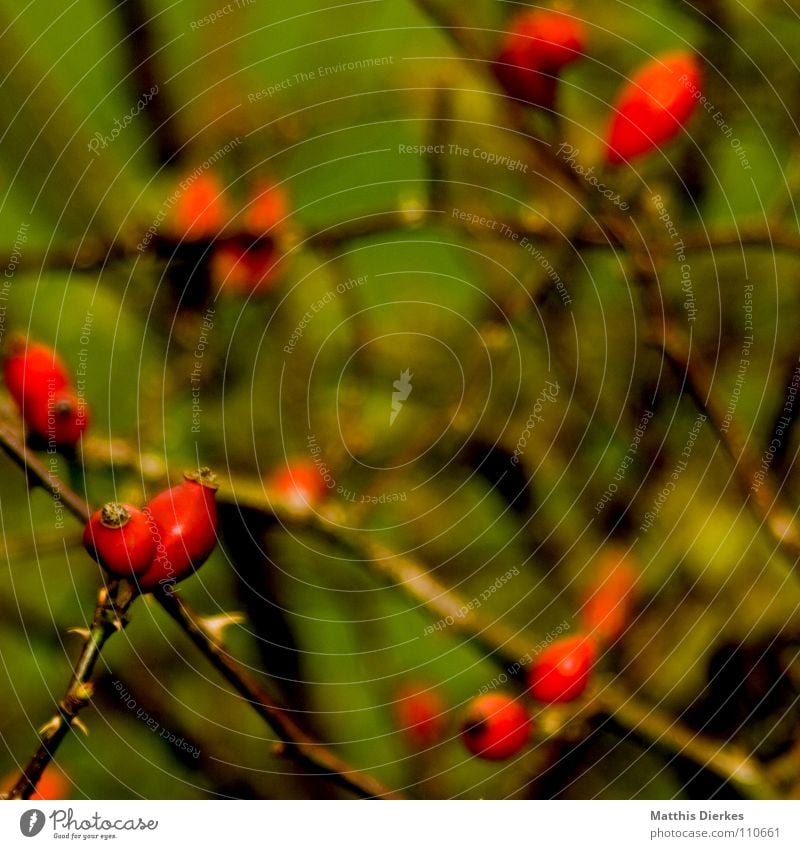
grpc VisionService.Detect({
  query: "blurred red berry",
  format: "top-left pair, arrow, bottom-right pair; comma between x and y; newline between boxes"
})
3,337 -> 69,408
30,768 -> 69,801
605,51 -> 701,165
245,182 -> 289,236
529,634 -> 596,703
269,460 -> 328,510
32,768 -> 70,800
3,767 -> 69,800
460,693 -> 530,760
394,684 -> 446,748
24,387 -> 89,448
211,239 -> 279,296
137,468 -> 219,592
210,181 -> 287,296
171,172 -> 230,240
581,549 -> 639,645
83,502 -> 156,578
494,9 -> 586,106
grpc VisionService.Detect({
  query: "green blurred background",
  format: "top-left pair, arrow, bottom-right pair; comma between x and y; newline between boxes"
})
0,0 -> 799,799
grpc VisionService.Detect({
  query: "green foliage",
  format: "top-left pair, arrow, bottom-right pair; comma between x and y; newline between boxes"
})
0,0 -> 799,800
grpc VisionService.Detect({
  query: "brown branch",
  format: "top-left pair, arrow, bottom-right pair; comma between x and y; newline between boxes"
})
615,216 -> 800,561
155,591 -> 401,799
0,203 -> 790,286
591,682 -> 778,800
680,226 -> 800,252
7,581 -> 134,799
217,486 -> 779,798
0,415 -> 90,524
0,416 -> 398,800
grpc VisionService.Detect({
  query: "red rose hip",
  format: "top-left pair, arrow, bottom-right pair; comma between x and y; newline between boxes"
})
83,502 -> 156,577
245,182 -> 289,236
605,51 -> 701,165
460,693 -> 530,760
2,766 -> 70,801
394,683 -> 446,748
581,549 -> 639,645
268,460 -> 328,510
3,337 -> 69,408
211,239 -> 279,297
494,9 -> 586,106
171,172 -> 229,241
137,467 -> 219,592
529,634 -> 596,703
24,387 -> 89,448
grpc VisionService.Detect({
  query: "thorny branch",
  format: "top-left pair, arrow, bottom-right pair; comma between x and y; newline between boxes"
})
7,581 -> 135,799
0,415 -> 398,800
156,592 -> 401,799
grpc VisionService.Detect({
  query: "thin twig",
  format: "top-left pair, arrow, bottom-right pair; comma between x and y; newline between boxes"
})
155,591 -> 401,799
616,216 -> 800,560
7,581 -> 135,799
0,416 -> 90,523
591,682 -> 778,800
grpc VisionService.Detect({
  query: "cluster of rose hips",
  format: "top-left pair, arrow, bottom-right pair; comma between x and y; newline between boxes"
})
3,336 -> 89,449
262,463 -> 639,764
3,338 -> 220,593
493,8 -> 702,164
83,467 -> 219,593
398,552 -> 638,761
170,172 -> 288,297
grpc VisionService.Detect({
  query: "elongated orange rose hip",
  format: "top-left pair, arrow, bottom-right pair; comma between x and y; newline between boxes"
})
494,9 -> 586,107
605,51 -> 702,164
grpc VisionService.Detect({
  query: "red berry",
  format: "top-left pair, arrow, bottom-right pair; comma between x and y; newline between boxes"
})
394,684 -> 446,748
24,387 -> 89,448
83,502 -> 157,578
494,9 -> 586,106
171,172 -> 230,240
245,182 -> 288,235
581,549 -> 639,645
211,239 -> 279,297
136,468 -> 219,593
3,337 -> 69,408
31,769 -> 69,801
461,693 -> 530,760
528,635 -> 596,703
3,767 -> 69,800
268,460 -> 328,510
605,51 -> 701,165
